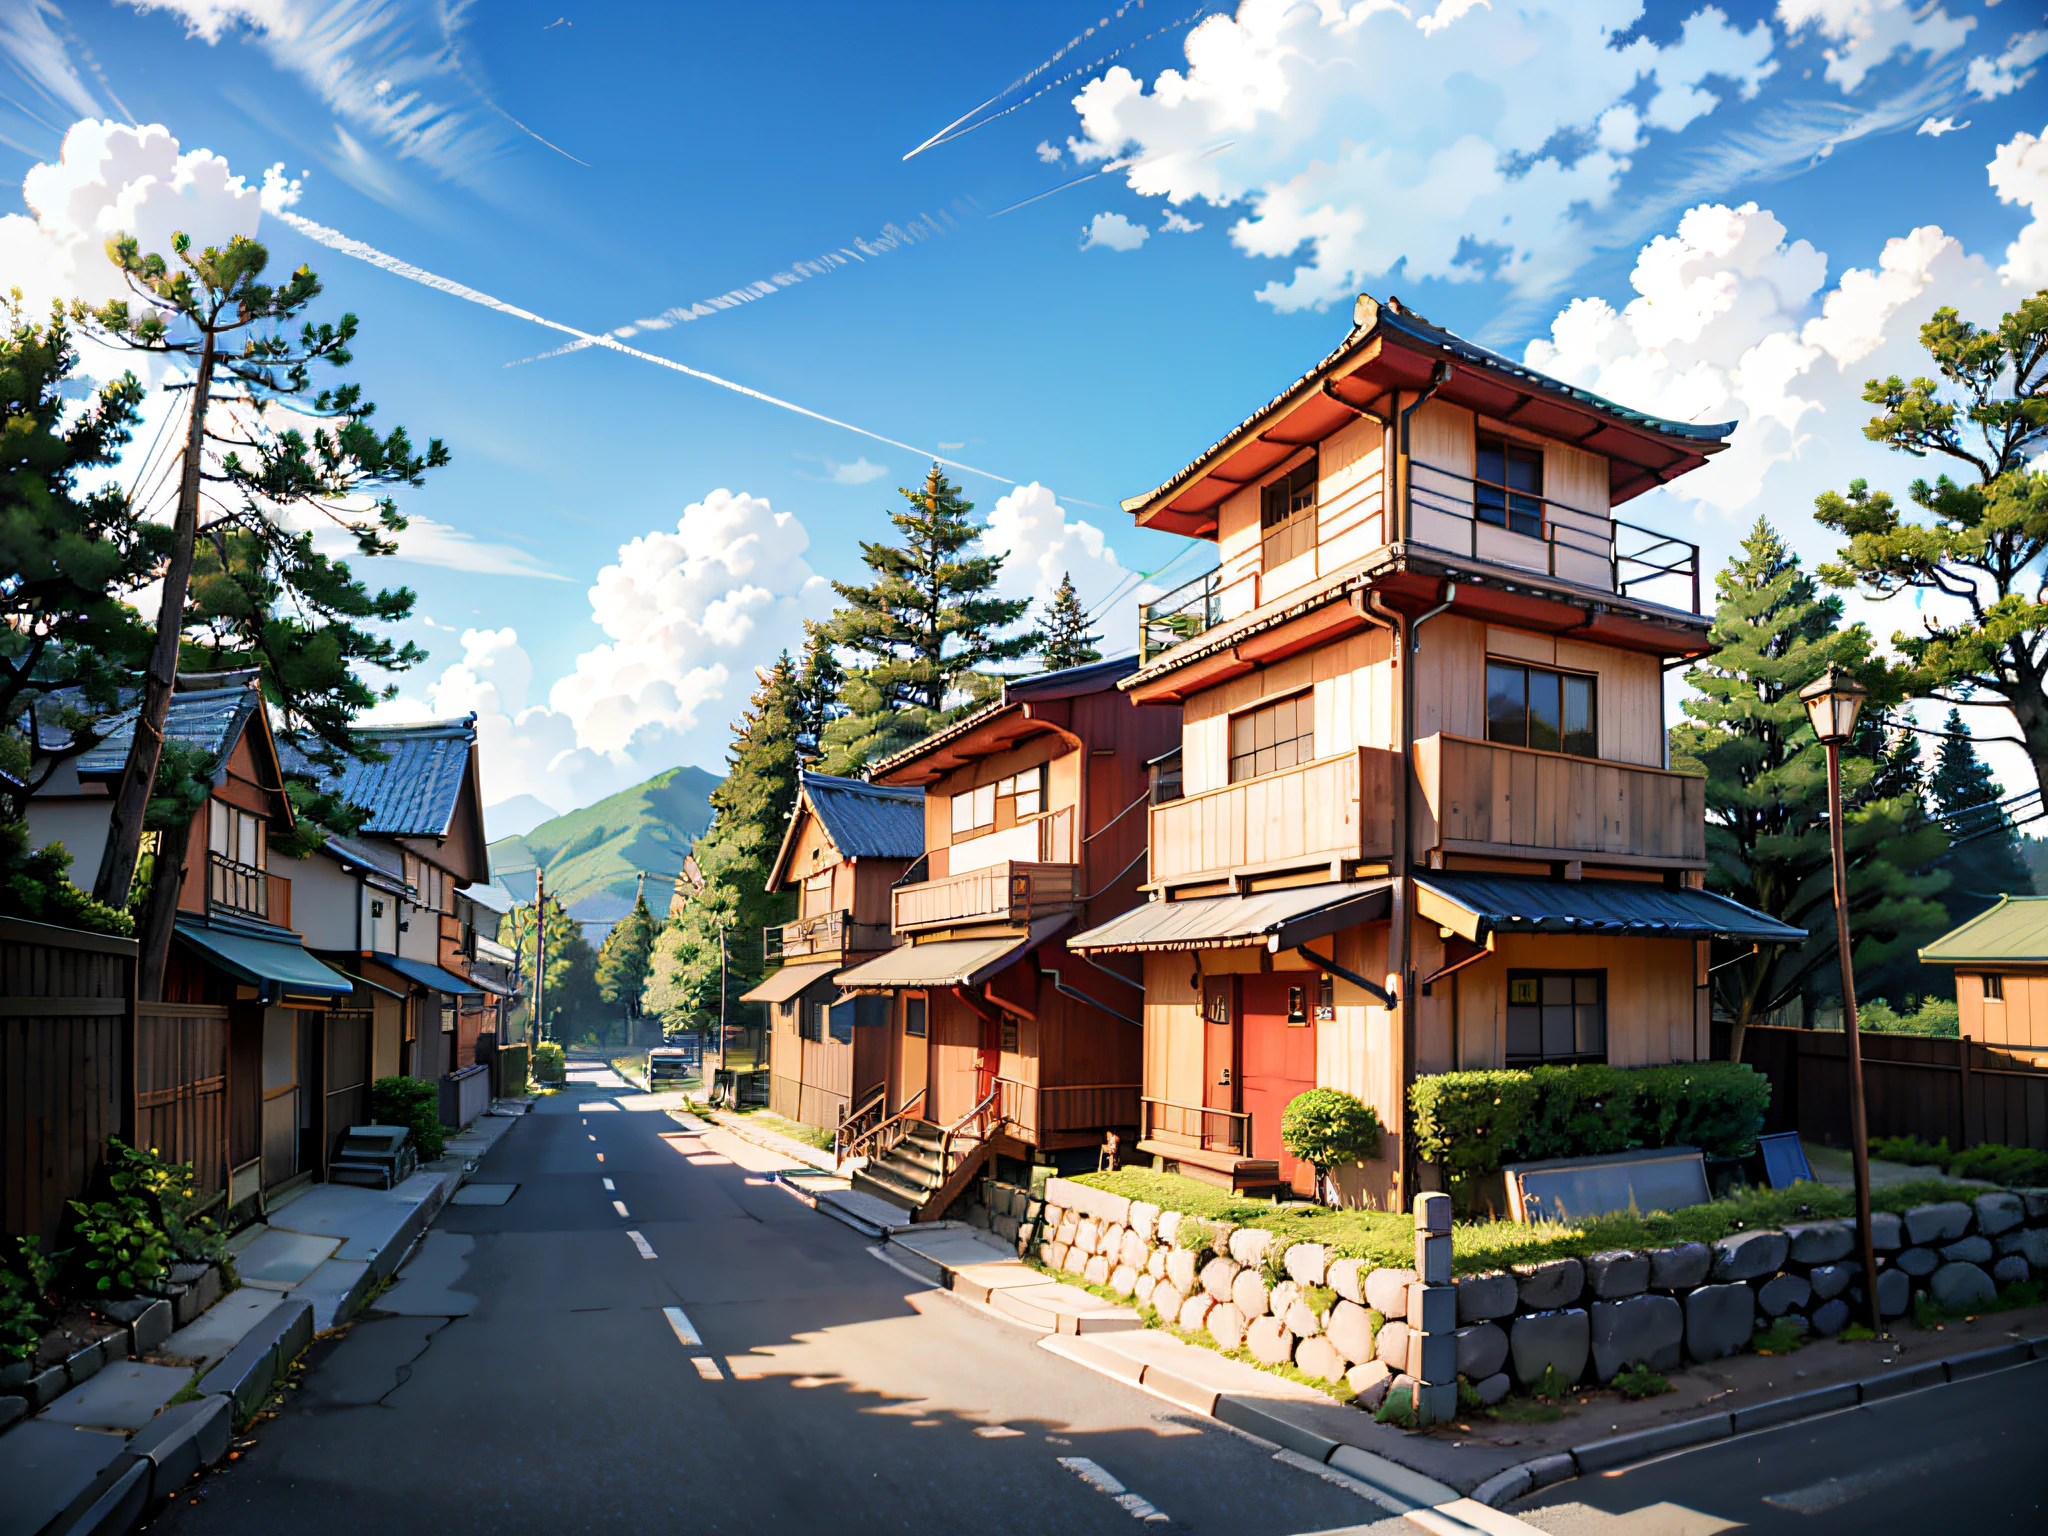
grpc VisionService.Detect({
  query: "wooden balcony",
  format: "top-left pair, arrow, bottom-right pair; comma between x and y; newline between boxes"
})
1414,733 -> 1706,869
995,1078 -> 1141,1143
1148,747 -> 1398,889
767,909 -> 892,962
892,861 -> 1080,934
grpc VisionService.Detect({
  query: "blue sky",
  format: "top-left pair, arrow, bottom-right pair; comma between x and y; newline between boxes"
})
3,1 -> 2045,822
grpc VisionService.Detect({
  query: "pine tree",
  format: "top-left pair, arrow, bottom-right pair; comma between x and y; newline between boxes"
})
1670,518 -> 1950,1061
794,622 -> 843,767
818,465 -> 1035,772
596,893 -> 659,1040
1039,571 -> 1103,671
1929,708 -> 2033,924
505,896 -> 600,1041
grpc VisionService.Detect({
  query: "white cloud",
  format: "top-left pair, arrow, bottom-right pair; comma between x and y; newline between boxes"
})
0,0 -> 102,121
1159,208 -> 1203,233
1968,27 -> 2048,99
1918,115 -> 1969,136
1990,126 -> 2048,287
826,456 -> 888,485
374,512 -> 572,581
1776,0 -> 1975,93
1036,139 -> 1062,163
1067,0 -> 1778,311
1081,210 -> 1149,251
982,481 -> 1141,650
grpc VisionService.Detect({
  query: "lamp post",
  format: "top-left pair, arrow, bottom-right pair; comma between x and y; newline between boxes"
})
1798,665 -> 1883,1332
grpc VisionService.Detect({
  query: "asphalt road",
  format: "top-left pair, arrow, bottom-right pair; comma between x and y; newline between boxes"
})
149,1064 -> 1393,1536
1516,1356 -> 2048,1535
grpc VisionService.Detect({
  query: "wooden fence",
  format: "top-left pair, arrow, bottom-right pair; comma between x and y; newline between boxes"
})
134,1001 -> 229,1198
1743,1025 -> 2048,1152
0,916 -> 135,1246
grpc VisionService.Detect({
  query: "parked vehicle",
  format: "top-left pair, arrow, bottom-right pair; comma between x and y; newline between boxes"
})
647,1045 -> 697,1087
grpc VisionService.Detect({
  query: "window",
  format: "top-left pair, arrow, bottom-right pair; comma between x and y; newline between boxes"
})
1314,975 -> 1335,1023
905,994 -> 928,1038
1476,434 -> 1544,539
208,801 -> 266,869
1261,456 -> 1318,568
802,870 -> 834,918
1486,661 -> 1596,758
997,765 -> 1046,820
800,1000 -> 826,1042
1203,978 -> 1232,1025
1505,972 -> 1606,1064
1983,974 -> 2005,1001
1228,691 -> 1314,783
950,781 -> 995,836
1001,1017 -> 1019,1053
1285,984 -> 1308,1026
1150,753 -> 1184,806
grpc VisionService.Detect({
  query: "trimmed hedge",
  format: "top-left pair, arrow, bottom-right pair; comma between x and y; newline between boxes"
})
371,1076 -> 446,1162
1409,1061 -> 1771,1205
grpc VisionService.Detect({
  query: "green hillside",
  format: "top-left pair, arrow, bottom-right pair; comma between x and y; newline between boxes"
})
489,765 -> 720,917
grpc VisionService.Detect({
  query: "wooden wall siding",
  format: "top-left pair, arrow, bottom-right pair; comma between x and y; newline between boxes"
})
1745,1026 -> 2048,1153
1962,971 -> 2048,1050
1415,734 -> 1706,867
1452,933 -> 1704,1070
924,739 -> 1075,857
1181,628 -> 1397,797
324,1009 -> 371,1170
894,861 -> 1079,932
135,1002 -> 228,1197
928,991 -> 985,1126
1150,747 -> 1397,885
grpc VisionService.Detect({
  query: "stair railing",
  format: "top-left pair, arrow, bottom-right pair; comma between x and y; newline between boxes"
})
832,1081 -> 889,1165
840,1087 -> 925,1168
938,1085 -> 1000,1176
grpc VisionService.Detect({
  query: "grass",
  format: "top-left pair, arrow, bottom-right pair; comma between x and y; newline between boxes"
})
1753,1317 -> 1809,1355
719,1105 -> 837,1153
1073,1167 -> 2001,1274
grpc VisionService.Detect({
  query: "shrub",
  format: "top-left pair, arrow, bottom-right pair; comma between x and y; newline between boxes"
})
1613,1362 -> 1672,1399
371,1076 -> 446,1162
0,1237 -> 59,1362
1947,1143 -> 2048,1186
1870,1134 -> 1950,1167
1858,998 -> 1959,1037
532,1042 -> 567,1083
68,1141 -> 180,1296
1281,1089 -> 1384,1204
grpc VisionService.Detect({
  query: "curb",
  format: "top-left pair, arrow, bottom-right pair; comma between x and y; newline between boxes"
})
195,1299 -> 314,1425
694,1108 -> 840,1174
1473,1333 -> 2048,1507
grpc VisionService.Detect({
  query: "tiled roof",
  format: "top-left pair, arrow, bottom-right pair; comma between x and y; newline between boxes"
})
1920,896 -> 2048,963
290,717 -> 477,837
74,685 -> 259,779
802,771 -> 924,859
323,832 -> 406,886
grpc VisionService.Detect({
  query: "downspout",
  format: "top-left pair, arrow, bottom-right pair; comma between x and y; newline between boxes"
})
1037,958 -> 1142,1028
1366,584 -> 1414,1210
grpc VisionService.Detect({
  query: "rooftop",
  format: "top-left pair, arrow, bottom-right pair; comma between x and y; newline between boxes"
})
286,717 -> 478,838
74,683 -> 263,782
1920,896 -> 2048,964
800,771 -> 924,860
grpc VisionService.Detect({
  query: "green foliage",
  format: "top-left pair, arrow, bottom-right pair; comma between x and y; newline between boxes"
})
67,1140 -> 183,1296
1038,571 -> 1103,672
1870,1134 -> 1950,1166
1857,998 -> 1960,1037
370,1076 -> 445,1162
1753,1317 -> 1809,1355
1927,707 -> 2033,924
1838,1322 -> 1878,1342
597,894 -> 659,1027
1670,519 -> 1949,1047
0,821 -> 133,935
1408,1062 -> 1772,1203
1301,1284 -> 1338,1318
1280,1089 -> 1384,1174
505,896 -> 600,1041
1613,1362 -> 1674,1398
488,766 -> 717,915
531,1042 -> 566,1083
1176,1215 -> 1208,1253
0,1237 -> 58,1362
1374,1382 -> 1428,1427
1948,1142 -> 2048,1185
1531,1363 -> 1573,1402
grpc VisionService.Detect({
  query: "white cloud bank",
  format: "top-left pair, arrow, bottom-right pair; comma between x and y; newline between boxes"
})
1081,210 -> 1149,251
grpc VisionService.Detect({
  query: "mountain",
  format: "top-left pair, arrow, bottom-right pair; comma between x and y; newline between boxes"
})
488,766 -> 720,938
484,793 -> 561,841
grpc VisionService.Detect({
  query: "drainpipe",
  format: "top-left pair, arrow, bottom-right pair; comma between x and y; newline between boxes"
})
1368,587 -> 1415,1209
1409,581 -> 1458,654
1396,363 -> 1453,548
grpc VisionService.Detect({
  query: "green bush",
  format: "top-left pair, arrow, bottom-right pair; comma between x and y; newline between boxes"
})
1870,1134 -> 1950,1166
1410,1061 -> 1771,1204
1858,998 -> 1959,1037
68,1141 -> 182,1296
532,1042 -> 566,1083
371,1076 -> 446,1162
1280,1088 -> 1384,1203
0,1237 -> 59,1362
1947,1143 -> 2048,1185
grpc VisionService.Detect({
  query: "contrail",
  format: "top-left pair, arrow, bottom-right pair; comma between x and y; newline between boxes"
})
271,209 -> 1019,487
988,141 -> 1230,219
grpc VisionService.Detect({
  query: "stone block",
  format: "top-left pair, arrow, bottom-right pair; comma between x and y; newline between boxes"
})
1408,1281 -> 1456,1335
1993,1255 -> 2030,1286
967,1206 -> 991,1230
1327,1257 -> 1366,1306
1849,1268 -> 1911,1318
1207,1302 -> 1247,1351
1296,1334 -> 1346,1384
1269,1280 -> 1302,1319
1325,1300 -> 1375,1364
1128,1201 -> 1162,1244
1515,1258 -> 1584,1311
1231,1268 -> 1270,1318
1867,1211 -> 1902,1252
1285,1298 -> 1323,1338
1054,1214 -> 1078,1248
1509,1309 -> 1589,1390
1146,1248 -> 1168,1279
1165,1249 -> 1198,1294
1084,1254 -> 1111,1288
2021,1189 -> 2048,1220
1929,1261 -> 1996,1311
0,1397 -> 21,1432
1347,1358 -> 1392,1407
1177,1293 -> 1214,1333
1200,1255 -> 1241,1301
1044,1241 -> 1070,1273
1454,1321 -> 1508,1381
1415,1232 -> 1452,1285
1376,1319 -> 1411,1370
1046,1177 -> 1130,1228
1072,1218 -> 1099,1256
1996,1228 -> 2048,1267
1228,1227 -> 1272,1267
1810,1297 -> 1850,1337
1592,1294 -> 1684,1378
63,1336 -> 111,1388
1587,1250 -> 1650,1299
1157,1211 -> 1185,1248
124,1394 -> 232,1500
1204,1220 -> 1239,1258
1712,1230 -> 1790,1283
26,1364 -> 69,1409
1134,1274 -> 1157,1308
1151,1282 -> 1184,1320
1364,1266 -> 1415,1316
1904,1201 -> 1972,1246
1973,1192 -> 2024,1237
993,1215 -> 1019,1243
1649,1242 -> 1712,1291
1121,1229 -> 1149,1270
1809,1262 -> 1858,1299
1757,1274 -> 1812,1317
1110,1263 -> 1138,1299
1942,1235 -> 1994,1265
1416,1192 -> 1452,1233
1895,1246 -> 1939,1277
1474,1371 -> 1511,1406
1456,1270 -> 1517,1321
1785,1220 -> 1855,1266
1683,1284 -> 1754,1362
180,1267 -> 223,1323
1285,1243 -> 1328,1287
1246,1315 -> 1294,1367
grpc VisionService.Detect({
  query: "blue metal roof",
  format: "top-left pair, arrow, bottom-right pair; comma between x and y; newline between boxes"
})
298,718 -> 477,837
801,771 -> 923,859
75,685 -> 259,779
174,917 -> 354,1002
1416,874 -> 1805,945
371,952 -> 484,997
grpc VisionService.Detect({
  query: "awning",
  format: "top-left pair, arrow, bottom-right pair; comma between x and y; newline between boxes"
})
330,967 -> 406,1001
738,959 -> 840,1005
370,953 -> 485,997
1067,881 -> 1392,955
174,919 -> 355,1004
1414,874 -> 1806,945
836,915 -> 1072,991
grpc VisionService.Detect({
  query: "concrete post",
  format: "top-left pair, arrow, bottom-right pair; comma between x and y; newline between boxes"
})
1409,1192 -> 1457,1424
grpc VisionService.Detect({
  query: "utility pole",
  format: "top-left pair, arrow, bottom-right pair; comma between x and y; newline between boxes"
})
533,867 -> 548,1048
718,922 -> 729,1078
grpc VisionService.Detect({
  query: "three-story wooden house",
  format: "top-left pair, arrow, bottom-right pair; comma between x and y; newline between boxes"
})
1068,295 -> 1800,1205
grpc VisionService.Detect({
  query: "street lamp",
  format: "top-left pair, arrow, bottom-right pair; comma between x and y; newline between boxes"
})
1798,665 -> 1883,1332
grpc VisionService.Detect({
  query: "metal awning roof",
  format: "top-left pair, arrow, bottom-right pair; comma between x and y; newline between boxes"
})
835,915 -> 1072,991
1920,895 -> 2048,965
1415,874 -> 1805,945
370,953 -> 485,997
1067,881 -> 1392,954
174,919 -> 355,1004
738,959 -> 840,1005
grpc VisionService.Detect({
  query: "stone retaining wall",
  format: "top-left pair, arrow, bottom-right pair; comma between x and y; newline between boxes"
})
1030,1179 -> 2048,1408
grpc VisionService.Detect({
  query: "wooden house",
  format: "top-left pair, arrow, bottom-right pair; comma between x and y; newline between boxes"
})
1067,294 -> 1801,1205
835,657 -> 1181,1215
741,771 -> 923,1131
1922,897 -> 2048,1056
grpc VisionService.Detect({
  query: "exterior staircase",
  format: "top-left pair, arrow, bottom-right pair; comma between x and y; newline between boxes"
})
849,1120 -> 992,1220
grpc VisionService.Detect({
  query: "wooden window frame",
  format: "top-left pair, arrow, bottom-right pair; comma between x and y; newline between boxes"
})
1983,974 -> 2005,1001
1486,658 -> 1597,759
1261,454 -> 1318,570
1476,433 -> 1544,539
1228,690 -> 1315,785
799,999 -> 825,1043
904,992 -> 928,1039
1504,969 -> 1607,1065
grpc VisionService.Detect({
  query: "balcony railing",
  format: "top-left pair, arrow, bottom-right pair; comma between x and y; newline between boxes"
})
208,852 -> 269,920
1139,567 -> 1224,661
892,860 -> 1080,934
995,1078 -> 1142,1141
1414,733 -> 1706,868
1141,1097 -> 1251,1159
764,909 -> 892,963
1148,747 -> 1398,889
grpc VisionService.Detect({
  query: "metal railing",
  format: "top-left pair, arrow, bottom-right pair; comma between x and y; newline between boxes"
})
939,1085 -> 1000,1175
765,909 -> 892,963
833,1081 -> 889,1164
1142,1096 -> 1251,1158
839,1086 -> 925,1166
1139,567 -> 1225,662
208,852 -> 268,919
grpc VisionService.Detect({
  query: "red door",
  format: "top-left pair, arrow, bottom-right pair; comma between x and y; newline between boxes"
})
1202,977 -> 1240,1152
1241,973 -> 1318,1195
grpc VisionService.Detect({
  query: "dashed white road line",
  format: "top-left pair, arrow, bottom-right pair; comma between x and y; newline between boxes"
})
627,1230 -> 657,1259
691,1356 -> 723,1380
602,1177 -> 615,1190
1058,1457 -> 1170,1523
612,1199 -> 631,1218
662,1305 -> 701,1346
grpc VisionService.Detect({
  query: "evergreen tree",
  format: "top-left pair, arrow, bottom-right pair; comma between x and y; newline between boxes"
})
596,892 -> 659,1039
1670,518 -> 1950,1061
1039,571 -> 1103,671
504,896 -> 600,1041
818,465 -> 1035,772
1928,708 -> 2033,924
794,622 -> 843,767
